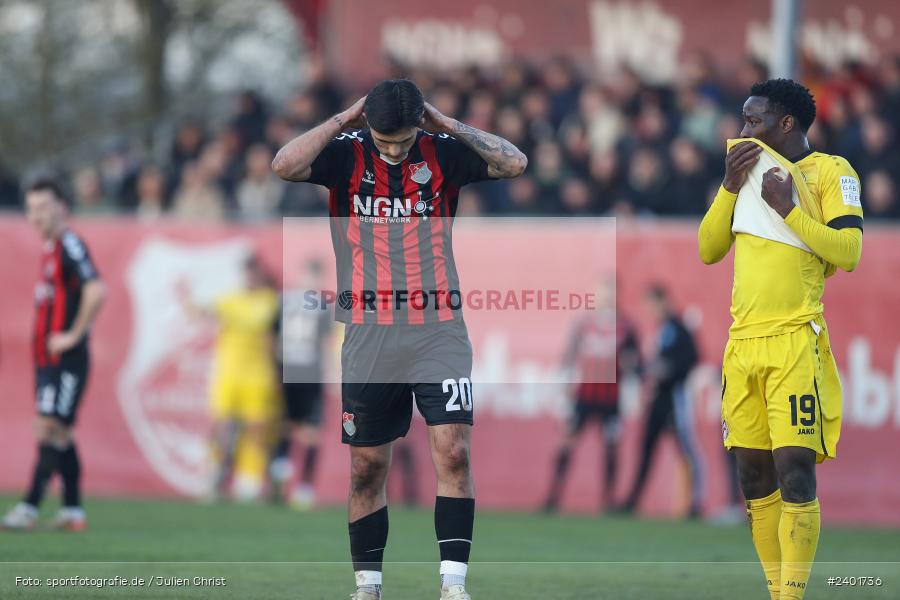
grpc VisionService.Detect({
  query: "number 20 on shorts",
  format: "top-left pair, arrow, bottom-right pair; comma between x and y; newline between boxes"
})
443,378 -> 473,412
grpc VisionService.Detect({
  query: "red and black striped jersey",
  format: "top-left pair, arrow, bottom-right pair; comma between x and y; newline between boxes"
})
307,129 -> 491,325
33,229 -> 99,367
567,311 -> 640,406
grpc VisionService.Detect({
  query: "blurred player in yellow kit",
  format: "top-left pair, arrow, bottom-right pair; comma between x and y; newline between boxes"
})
184,254 -> 280,501
699,79 -> 863,600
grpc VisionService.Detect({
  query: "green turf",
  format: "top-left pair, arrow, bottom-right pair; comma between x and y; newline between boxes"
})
1,495 -> 898,599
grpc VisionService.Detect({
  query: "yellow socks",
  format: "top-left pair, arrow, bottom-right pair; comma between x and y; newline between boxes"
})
233,432 -> 267,500
779,498 -> 821,600
747,490 -> 821,600
747,489 -> 783,600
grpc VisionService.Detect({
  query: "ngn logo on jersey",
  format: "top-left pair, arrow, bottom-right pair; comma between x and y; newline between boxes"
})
353,191 -> 437,221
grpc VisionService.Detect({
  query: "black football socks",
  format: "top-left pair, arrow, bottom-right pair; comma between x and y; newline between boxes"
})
349,506 -> 388,595
24,443 -> 61,507
435,496 -> 475,589
58,442 -> 82,508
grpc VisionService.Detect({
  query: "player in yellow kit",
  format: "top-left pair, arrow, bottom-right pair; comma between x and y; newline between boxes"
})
698,79 -> 863,600
185,254 -> 280,501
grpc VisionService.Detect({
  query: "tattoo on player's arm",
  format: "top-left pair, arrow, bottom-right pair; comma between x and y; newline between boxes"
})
452,121 -> 527,177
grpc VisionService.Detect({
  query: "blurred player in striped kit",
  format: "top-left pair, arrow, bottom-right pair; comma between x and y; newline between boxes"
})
3,179 -> 106,531
542,277 -> 640,513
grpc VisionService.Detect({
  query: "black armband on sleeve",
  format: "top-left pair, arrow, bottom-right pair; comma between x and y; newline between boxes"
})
827,215 -> 864,232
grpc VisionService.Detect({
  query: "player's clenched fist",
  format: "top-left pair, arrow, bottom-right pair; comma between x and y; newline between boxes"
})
722,141 -> 763,194
761,167 -> 795,218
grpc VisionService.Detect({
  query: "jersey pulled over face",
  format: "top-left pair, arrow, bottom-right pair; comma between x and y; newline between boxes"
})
306,130 -> 492,326
730,151 -> 864,338
33,229 -> 99,367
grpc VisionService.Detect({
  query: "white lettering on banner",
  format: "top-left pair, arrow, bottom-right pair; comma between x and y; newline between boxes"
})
472,333 -> 564,418
747,8 -> 888,71
588,1 -> 682,83
845,337 -> 900,428
381,20 -> 503,69
471,332 -> 642,420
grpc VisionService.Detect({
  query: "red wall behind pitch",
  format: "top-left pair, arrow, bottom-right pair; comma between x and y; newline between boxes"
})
0,217 -> 898,525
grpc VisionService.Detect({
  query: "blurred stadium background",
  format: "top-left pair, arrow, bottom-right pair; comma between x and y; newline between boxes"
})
1,0 -> 899,598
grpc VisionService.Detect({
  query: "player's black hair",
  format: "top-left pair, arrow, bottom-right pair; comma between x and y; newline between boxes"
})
363,79 -> 425,134
750,78 -> 817,132
26,177 -> 70,207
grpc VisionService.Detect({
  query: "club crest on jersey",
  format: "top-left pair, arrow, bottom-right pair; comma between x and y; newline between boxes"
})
409,161 -> 432,184
342,411 -> 356,436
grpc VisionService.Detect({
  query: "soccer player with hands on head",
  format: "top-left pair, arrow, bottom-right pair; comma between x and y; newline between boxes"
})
273,79 -> 527,600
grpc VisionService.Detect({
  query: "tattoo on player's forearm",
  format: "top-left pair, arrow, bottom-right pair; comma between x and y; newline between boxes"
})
452,121 -> 525,176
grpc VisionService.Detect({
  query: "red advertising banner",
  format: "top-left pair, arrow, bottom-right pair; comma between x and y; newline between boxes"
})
305,0 -> 900,85
0,216 -> 898,524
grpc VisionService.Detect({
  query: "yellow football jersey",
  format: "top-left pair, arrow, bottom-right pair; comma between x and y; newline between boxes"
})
729,151 -> 864,339
212,287 -> 280,379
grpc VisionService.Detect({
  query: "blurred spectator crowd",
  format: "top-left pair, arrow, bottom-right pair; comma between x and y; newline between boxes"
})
1,53 -> 899,220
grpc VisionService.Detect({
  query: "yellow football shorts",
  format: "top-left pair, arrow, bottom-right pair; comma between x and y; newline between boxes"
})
211,373 -> 280,423
721,317 -> 841,462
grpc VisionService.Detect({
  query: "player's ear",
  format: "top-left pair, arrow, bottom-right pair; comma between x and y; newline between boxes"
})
782,114 -> 794,134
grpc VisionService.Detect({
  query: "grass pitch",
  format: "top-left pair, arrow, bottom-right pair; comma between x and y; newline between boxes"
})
1,495 -> 898,599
